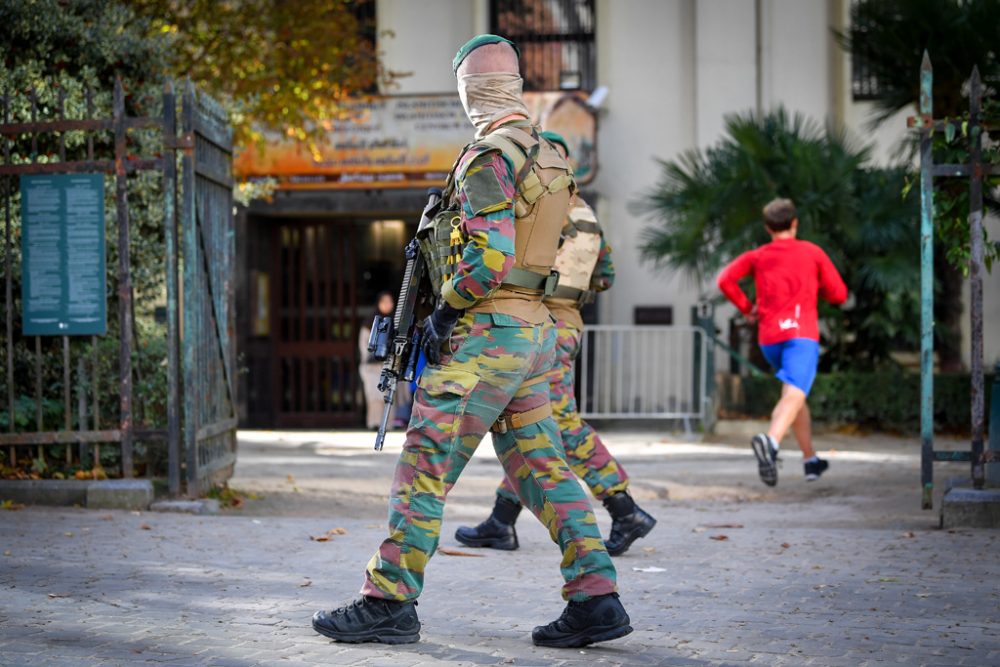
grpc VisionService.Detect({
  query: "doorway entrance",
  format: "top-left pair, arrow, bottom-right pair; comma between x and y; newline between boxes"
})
241,212 -> 415,429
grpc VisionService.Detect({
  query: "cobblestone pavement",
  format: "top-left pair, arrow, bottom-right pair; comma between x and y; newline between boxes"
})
1,429 -> 999,666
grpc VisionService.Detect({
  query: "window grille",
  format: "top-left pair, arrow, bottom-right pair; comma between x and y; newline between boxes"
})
849,0 -> 883,101
490,0 -> 596,92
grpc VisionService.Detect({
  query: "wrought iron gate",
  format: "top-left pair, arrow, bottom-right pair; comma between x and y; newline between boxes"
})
908,53 -> 1000,509
179,83 -> 237,496
0,78 -> 236,497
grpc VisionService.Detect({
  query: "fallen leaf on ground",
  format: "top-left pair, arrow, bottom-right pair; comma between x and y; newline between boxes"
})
310,527 -> 348,542
642,547 -> 657,554
3,550 -> 11,556
1,500 -> 25,511
286,474 -> 295,484
632,566 -> 667,573
709,535 -> 729,541
139,523 -> 152,530
700,523 -> 743,529
901,531 -> 916,538
299,579 -> 312,587
48,593 -> 68,598
63,532 -> 74,537
780,543 -> 791,549
877,577 -> 899,583
437,548 -> 485,557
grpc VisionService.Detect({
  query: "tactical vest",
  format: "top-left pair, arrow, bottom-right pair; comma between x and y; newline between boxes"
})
544,196 -> 604,331
419,124 -> 575,324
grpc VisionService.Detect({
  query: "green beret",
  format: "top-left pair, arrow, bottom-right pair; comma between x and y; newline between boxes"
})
540,130 -> 570,157
453,34 -> 520,73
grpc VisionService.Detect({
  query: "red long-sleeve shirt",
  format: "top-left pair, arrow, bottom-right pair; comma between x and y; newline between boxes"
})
716,238 -> 848,345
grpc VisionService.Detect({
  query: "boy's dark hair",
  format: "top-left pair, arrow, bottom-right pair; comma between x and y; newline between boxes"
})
762,198 -> 796,232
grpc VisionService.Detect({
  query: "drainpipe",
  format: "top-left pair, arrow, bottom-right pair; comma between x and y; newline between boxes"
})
755,0 -> 763,117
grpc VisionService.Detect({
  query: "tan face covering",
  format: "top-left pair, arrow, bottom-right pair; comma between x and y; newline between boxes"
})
457,72 -> 532,138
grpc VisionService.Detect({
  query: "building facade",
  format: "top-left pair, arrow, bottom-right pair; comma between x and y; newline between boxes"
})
237,0 -> 1000,427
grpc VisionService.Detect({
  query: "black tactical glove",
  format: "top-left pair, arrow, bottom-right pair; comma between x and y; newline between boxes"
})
421,300 -> 463,365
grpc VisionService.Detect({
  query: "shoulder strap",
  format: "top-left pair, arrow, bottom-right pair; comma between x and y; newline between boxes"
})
477,125 -> 540,187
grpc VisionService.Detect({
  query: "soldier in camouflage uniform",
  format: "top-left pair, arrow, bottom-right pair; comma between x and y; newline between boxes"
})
455,131 -> 657,557
312,35 -> 632,649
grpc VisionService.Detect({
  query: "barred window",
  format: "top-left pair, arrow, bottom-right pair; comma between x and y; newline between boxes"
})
490,0 -> 596,92
849,0 -> 882,101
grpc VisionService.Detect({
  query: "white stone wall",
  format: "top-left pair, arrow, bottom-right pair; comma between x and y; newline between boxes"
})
376,0 -> 485,95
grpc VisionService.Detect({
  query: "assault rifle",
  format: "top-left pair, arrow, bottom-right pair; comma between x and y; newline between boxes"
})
368,188 -> 442,450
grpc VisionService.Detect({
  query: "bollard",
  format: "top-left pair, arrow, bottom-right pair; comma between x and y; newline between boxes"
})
987,362 -> 1000,487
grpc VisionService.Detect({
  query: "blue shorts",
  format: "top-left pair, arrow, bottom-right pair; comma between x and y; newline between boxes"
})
760,338 -> 820,395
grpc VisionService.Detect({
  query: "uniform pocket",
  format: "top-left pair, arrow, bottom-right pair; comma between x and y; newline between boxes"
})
417,366 -> 480,399
415,367 -> 481,448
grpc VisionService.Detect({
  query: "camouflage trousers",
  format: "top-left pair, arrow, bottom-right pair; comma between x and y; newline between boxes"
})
496,320 -> 629,506
362,312 -> 617,603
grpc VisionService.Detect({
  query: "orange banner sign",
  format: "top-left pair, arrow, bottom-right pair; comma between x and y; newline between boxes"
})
234,92 -> 597,190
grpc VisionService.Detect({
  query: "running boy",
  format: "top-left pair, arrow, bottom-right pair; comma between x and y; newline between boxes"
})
716,198 -> 848,486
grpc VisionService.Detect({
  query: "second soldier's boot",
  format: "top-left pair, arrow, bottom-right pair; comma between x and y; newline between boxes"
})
532,592 -> 633,648
454,496 -> 521,550
602,491 -> 657,556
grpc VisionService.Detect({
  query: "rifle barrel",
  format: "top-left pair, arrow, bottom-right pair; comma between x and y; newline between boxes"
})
374,383 -> 397,451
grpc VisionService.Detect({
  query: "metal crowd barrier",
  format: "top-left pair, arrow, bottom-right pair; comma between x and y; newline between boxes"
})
578,325 -> 709,423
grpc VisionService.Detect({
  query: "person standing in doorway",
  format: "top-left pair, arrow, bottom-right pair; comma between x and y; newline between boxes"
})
716,198 -> 847,486
359,291 -> 395,430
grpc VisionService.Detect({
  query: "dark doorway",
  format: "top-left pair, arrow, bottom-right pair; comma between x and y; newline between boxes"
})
271,221 -> 359,428
240,213 -> 415,429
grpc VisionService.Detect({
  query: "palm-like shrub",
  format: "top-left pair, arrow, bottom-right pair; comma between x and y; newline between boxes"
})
635,108 -> 920,371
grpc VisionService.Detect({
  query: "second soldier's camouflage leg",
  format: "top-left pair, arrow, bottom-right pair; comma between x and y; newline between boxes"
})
490,321 -> 617,602
553,322 -> 629,500
494,320 -> 629,507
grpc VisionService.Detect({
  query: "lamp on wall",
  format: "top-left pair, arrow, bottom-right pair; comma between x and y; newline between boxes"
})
587,85 -> 609,111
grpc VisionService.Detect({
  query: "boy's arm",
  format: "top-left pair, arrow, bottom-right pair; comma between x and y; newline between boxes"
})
716,251 -> 755,315
816,248 -> 848,305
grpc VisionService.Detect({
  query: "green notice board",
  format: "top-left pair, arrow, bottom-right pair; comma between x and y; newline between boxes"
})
21,174 -> 107,336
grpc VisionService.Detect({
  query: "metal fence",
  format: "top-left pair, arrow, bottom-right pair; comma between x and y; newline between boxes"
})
578,325 -> 709,423
0,78 -> 236,497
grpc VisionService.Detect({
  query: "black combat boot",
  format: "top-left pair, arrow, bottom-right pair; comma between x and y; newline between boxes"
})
454,496 -> 521,550
312,596 -> 420,644
532,592 -> 633,648
602,491 -> 657,556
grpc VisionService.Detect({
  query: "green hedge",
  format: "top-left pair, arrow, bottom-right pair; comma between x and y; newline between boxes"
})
733,372 -> 995,434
